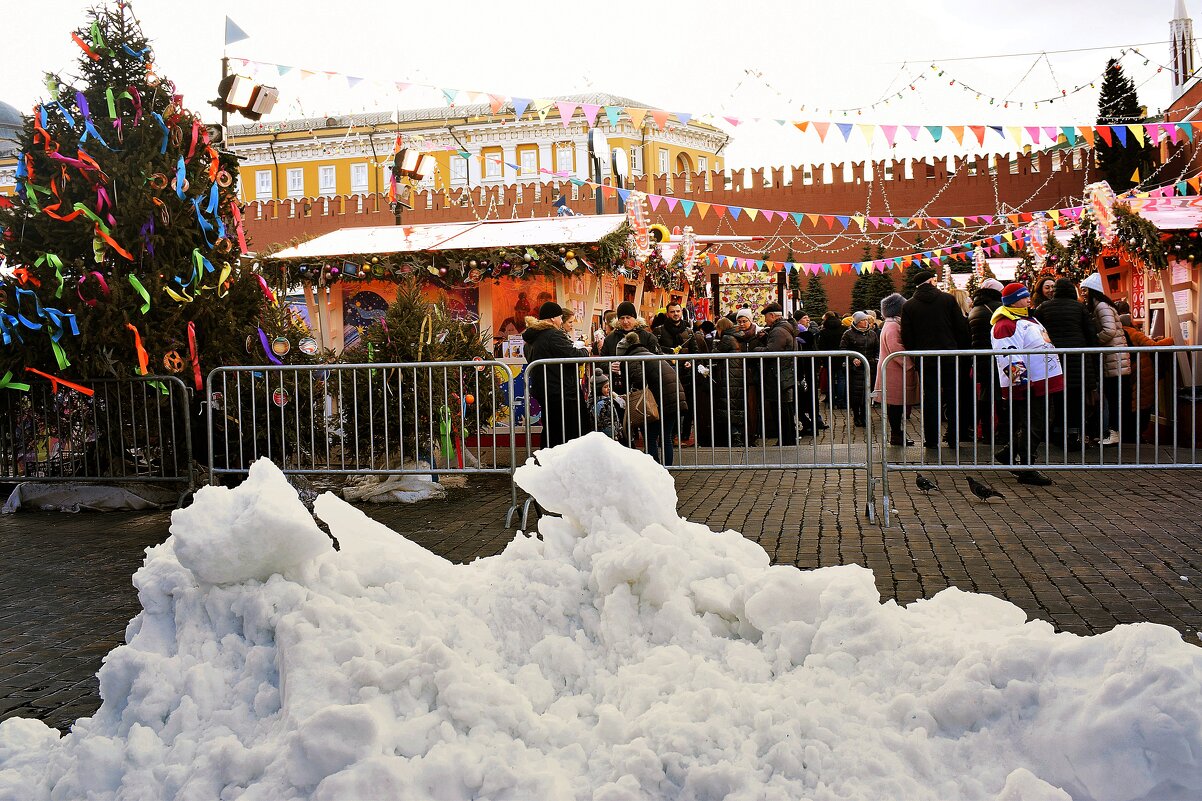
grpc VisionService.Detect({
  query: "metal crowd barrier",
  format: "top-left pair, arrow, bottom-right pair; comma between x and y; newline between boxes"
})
516,350 -> 875,528
206,361 -> 517,508
0,375 -> 194,500
880,345 -> 1202,525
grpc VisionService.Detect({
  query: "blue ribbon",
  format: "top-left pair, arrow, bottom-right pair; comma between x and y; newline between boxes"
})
121,43 -> 151,61
75,92 -> 113,150
0,313 -> 23,345
43,308 -> 79,342
175,155 -> 186,199
152,113 -> 168,154
14,288 -> 44,330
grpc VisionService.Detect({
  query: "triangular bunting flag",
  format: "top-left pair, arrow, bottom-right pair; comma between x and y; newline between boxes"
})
836,123 -> 854,141
723,116 -> 742,127
442,88 -> 458,105
555,101 -> 578,127
1097,126 -> 1113,146
1007,126 -> 1023,145
822,215 -> 836,230
347,76 -> 363,90
948,125 -> 965,145
696,202 -> 710,219
1131,167 -> 1141,183
676,112 -> 693,126
650,109 -> 670,130
881,125 -> 897,147
1043,126 -> 1058,143
1128,124 -> 1145,147
224,16 -> 250,45
712,204 -> 728,219
905,124 -> 921,141
836,215 -> 850,228
512,97 -> 531,120
729,206 -> 743,221
488,94 -> 505,114
969,125 -> 985,146
616,188 -> 631,203
664,196 -> 679,212
925,125 -> 943,142
858,124 -> 875,145
813,121 -> 831,142
1078,126 -> 1095,147
580,104 -> 600,127
804,213 -> 818,227
1114,126 -> 1128,147
1061,127 -> 1077,146
647,193 -> 662,211
1025,126 -> 1041,144
744,207 -> 759,221
626,107 -> 648,130
604,106 -> 621,127
679,199 -> 694,217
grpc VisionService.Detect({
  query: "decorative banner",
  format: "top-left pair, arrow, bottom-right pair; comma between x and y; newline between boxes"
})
1029,212 -> 1049,271
972,246 -> 986,278
1086,181 -> 1119,244
626,190 -> 651,263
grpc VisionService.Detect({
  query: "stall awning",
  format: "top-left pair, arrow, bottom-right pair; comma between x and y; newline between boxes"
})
269,215 -> 628,259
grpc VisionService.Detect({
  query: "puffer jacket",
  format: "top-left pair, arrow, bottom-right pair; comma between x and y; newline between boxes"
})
616,332 -> 687,420
1092,302 -> 1132,377
967,289 -> 1002,350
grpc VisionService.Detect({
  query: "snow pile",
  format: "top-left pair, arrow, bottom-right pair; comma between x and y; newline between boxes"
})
1,435 -> 1201,800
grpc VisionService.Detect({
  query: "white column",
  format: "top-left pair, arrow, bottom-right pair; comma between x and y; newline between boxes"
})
575,140 -> 589,180
501,144 -> 517,186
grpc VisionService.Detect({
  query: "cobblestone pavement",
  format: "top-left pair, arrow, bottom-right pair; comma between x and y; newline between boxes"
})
2,467 -> 1200,733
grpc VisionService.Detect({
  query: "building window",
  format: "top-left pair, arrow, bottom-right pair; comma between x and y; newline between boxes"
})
350,163 -> 369,193
286,168 -> 304,198
658,149 -> 669,175
451,156 -> 468,184
555,144 -> 573,176
255,169 -> 273,199
484,150 -> 502,180
519,149 -> 538,180
318,165 -> 336,196
698,156 -> 708,175
631,147 -> 643,176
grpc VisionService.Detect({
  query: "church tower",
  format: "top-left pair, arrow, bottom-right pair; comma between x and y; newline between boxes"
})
1172,0 -> 1196,101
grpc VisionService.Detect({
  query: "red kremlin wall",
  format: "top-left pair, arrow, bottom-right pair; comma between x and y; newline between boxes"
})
243,150 -> 1090,314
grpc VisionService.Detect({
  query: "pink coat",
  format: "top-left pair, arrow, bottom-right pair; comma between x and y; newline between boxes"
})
874,317 -> 918,405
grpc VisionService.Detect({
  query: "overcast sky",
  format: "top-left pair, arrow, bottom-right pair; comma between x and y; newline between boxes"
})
2,1 -> 1189,168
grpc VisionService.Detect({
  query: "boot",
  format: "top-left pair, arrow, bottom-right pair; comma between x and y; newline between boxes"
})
994,445 -> 1012,465
1016,470 -> 1054,486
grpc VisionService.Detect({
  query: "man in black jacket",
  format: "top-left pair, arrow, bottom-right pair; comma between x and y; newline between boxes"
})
901,271 -> 971,449
522,301 -> 593,449
753,302 -> 798,445
967,278 -> 1005,445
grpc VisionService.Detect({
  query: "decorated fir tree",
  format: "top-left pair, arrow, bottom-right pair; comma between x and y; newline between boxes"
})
802,272 -> 828,318
336,280 -> 499,467
867,269 -> 898,313
0,5 -> 274,390
1096,58 -> 1153,193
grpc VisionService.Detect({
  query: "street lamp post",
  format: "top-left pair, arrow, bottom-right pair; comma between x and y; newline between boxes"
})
391,147 -> 436,226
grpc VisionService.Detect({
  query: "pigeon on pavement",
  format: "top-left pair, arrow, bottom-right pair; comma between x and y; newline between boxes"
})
967,476 -> 1005,501
916,474 -> 938,493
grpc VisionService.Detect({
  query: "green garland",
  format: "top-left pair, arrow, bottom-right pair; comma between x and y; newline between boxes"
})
263,222 -> 687,292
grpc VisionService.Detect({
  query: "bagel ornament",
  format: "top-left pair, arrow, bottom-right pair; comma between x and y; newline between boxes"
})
162,350 -> 187,374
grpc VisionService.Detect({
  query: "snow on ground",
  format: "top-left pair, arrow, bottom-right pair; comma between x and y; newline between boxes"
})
1,433 -> 1200,800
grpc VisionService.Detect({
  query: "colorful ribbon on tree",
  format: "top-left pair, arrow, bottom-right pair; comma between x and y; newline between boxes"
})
0,371 -> 31,392
126,323 -> 149,375
230,200 -> 248,254
25,367 -> 94,397
75,92 -> 113,150
187,321 -> 202,390
257,327 -> 283,365
128,274 -> 150,313
34,254 -> 65,298
77,271 -> 111,306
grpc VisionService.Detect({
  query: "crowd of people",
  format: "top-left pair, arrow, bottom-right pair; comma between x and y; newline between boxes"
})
518,270 -> 1176,486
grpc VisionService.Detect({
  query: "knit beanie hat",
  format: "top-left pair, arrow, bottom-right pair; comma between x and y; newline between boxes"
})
980,278 -> 1004,293
616,301 -> 638,318
913,269 -> 936,285
537,301 -> 564,320
852,311 -> 870,325
591,367 -> 609,394
735,308 -> 754,321
1001,282 -> 1031,305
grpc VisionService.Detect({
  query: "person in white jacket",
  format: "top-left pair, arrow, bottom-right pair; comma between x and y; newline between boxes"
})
990,282 -> 1064,486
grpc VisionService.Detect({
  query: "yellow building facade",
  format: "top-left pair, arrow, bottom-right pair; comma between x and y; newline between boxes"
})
222,93 -> 728,202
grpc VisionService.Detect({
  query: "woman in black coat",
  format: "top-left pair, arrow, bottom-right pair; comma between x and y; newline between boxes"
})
617,331 -> 686,465
522,302 -> 593,449
816,312 -> 847,408
706,317 -> 745,446
1033,278 -> 1098,447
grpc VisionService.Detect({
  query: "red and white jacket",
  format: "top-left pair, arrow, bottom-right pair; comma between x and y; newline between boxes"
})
990,313 -> 1065,399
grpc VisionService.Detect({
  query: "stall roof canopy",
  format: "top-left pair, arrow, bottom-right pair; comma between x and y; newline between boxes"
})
269,215 -> 628,259
1137,202 -> 1202,231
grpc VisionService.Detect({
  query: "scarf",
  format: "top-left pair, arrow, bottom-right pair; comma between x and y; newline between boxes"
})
990,304 -> 1029,325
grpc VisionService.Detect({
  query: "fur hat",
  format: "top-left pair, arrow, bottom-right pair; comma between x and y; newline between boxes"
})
616,301 -> 638,318
880,292 -> 906,319
537,301 -> 564,320
1002,282 -> 1031,305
